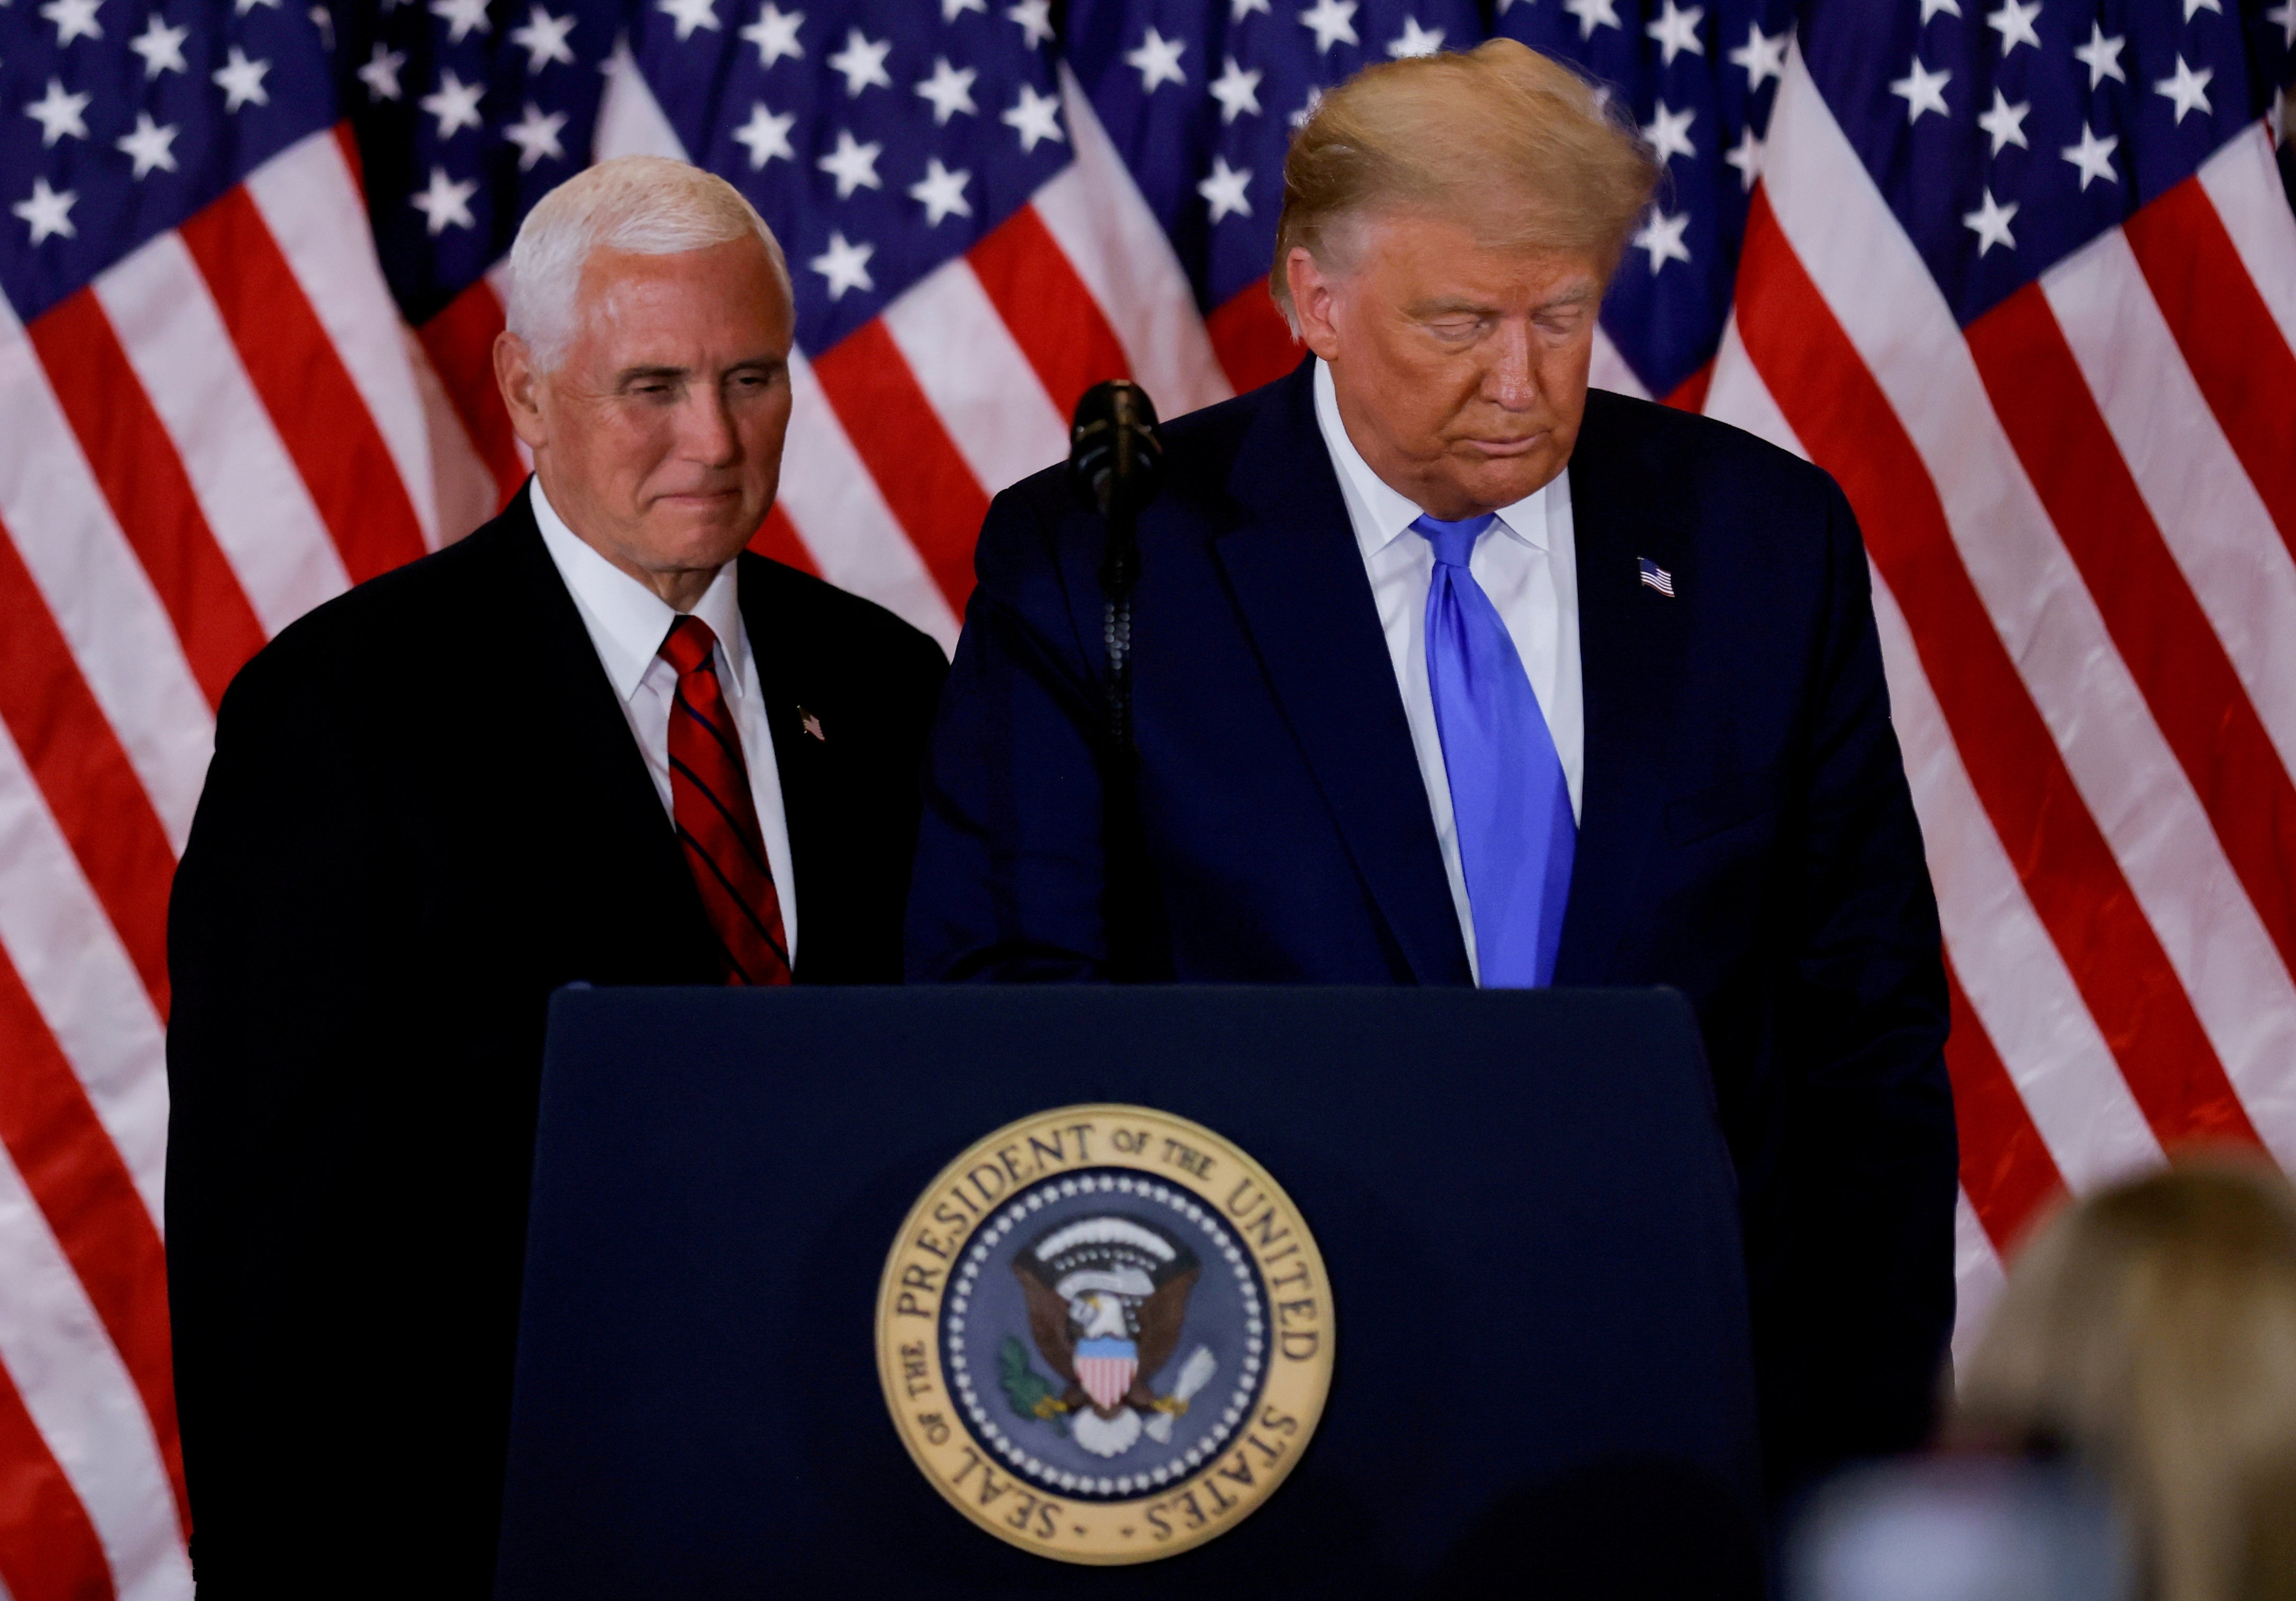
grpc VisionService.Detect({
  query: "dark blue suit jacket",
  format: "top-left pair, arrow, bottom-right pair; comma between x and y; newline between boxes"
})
907,358 -> 1956,1495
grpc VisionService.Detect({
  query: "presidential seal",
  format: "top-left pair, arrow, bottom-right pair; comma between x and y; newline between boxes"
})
876,1105 -> 1334,1564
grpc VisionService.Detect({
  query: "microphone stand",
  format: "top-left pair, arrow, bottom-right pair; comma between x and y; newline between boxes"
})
1068,381 -> 1164,981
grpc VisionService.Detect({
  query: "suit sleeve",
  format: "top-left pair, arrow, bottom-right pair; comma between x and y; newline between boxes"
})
164,636 -> 422,1583
906,484 -> 1119,981
1762,477 -> 1958,1490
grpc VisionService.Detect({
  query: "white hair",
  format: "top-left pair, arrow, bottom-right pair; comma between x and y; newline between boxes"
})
504,155 -> 792,371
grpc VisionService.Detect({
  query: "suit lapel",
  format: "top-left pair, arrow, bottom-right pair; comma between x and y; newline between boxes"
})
1210,363 -> 1471,985
1553,392 -> 1694,985
497,491 -> 723,978
734,561 -> 834,980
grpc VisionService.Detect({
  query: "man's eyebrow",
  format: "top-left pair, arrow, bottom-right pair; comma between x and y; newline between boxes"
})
611,355 -> 785,385
1407,284 -> 1601,318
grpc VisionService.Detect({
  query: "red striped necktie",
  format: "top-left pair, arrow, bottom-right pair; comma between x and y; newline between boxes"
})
658,615 -> 792,986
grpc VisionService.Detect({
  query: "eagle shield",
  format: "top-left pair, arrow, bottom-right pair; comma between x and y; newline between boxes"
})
1013,1214 -> 1201,1458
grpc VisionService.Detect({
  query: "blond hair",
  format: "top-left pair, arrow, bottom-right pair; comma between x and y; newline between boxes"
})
506,155 -> 791,371
1270,38 -> 1659,325
1955,1159 -> 2296,1601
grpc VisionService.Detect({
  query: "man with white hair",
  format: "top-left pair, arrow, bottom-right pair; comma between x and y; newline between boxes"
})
166,157 -> 944,1590
910,42 -> 1956,1501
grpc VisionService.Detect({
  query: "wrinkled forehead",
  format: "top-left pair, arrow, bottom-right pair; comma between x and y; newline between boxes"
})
1337,208 -> 1608,311
568,236 -> 794,350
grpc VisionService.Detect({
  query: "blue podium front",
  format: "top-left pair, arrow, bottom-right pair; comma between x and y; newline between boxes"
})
494,986 -> 1761,1599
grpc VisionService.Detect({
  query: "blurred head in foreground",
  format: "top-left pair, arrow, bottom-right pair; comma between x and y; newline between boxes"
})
1954,1159 -> 2296,1601
494,155 -> 796,609
1274,39 -> 1658,520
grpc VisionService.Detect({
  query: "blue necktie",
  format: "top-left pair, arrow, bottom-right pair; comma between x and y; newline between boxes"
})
1414,514 -> 1576,987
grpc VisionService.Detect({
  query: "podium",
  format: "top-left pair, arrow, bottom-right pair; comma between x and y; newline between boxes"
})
494,986 -> 1762,1599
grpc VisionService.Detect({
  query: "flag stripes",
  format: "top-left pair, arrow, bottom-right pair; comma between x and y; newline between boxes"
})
1709,53 -> 2296,1309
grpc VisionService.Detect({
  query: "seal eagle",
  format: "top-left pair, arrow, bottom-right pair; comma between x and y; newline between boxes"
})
1014,1214 -> 1201,1458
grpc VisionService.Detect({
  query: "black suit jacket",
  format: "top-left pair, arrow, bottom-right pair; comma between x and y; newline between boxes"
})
165,490 -> 945,1594
908,361 -> 1956,1496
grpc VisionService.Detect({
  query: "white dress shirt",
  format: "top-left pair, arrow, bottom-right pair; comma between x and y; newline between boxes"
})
530,479 -> 799,961
1311,358 -> 1584,983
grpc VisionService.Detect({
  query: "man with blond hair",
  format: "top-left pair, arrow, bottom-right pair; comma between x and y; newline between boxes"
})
910,42 -> 1955,1498
166,156 -> 944,1590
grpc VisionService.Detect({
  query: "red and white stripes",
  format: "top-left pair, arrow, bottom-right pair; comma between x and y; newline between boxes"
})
1707,54 -> 2296,1322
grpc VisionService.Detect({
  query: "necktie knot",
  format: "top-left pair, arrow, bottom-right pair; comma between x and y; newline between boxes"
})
1413,513 -> 1496,570
659,614 -> 719,677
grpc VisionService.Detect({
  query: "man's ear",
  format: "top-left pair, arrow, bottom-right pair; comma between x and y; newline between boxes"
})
1285,247 -> 1342,363
494,331 -> 549,452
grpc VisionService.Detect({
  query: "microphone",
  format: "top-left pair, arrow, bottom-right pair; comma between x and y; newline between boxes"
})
1064,379 -> 1163,755
1067,379 -> 1165,532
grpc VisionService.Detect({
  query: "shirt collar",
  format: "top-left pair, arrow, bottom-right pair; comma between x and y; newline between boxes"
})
1311,357 -> 1557,559
529,477 -> 750,704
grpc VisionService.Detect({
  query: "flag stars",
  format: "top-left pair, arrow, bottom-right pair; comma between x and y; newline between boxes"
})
1632,207 -> 1691,273
1125,26 -> 1186,90
503,102 -> 568,169
941,0 -> 985,19
1723,123 -> 1762,190
24,77 -> 91,145
2060,122 -> 2117,188
420,69 -> 485,136
1209,55 -> 1262,122
357,41 -> 406,99
1232,0 -> 1270,19
816,128 -> 882,197
1645,0 -> 1703,66
1984,0 -> 2040,56
827,29 -> 891,95
13,177 -> 76,243
731,99 -> 794,166
1727,21 -> 1786,90
1197,154 -> 1252,222
214,46 -> 272,110
410,167 -> 478,234
1975,88 -> 2029,153
1385,15 -> 1443,57
1642,99 -> 1696,163
908,156 -> 972,224
1889,55 -> 1951,122
235,0 -> 280,15
1001,81 -> 1063,150
128,13 -> 188,76
509,6 -> 578,72
809,231 -> 874,299
1918,0 -> 1958,22
2073,23 -> 2125,88
915,56 -> 978,122
1289,84 -> 1323,128
740,2 -> 804,67
115,108 -> 178,176
1298,0 -> 1357,53
2265,0 -> 2293,49
2180,0 -> 2220,20
429,0 -> 490,42
2154,55 -> 2212,123
1005,0 -> 1052,46
1962,187 -> 2017,254
657,0 -> 720,41
39,0 -> 101,46
1561,0 -> 1619,38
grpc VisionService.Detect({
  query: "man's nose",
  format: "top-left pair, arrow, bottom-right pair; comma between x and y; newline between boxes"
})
1482,319 -> 1537,411
678,386 -> 741,467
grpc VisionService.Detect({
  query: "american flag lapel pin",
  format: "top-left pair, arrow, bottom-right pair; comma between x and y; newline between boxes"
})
798,706 -> 825,742
1637,558 -> 1677,597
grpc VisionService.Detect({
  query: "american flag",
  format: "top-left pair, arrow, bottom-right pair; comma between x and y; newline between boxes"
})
0,0 -> 2287,1579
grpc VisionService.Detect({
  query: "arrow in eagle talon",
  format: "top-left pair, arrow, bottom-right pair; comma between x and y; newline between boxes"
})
1144,1345 -> 1218,1444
